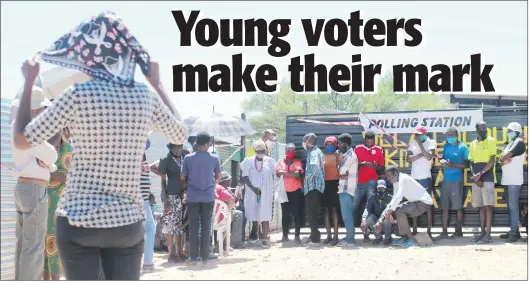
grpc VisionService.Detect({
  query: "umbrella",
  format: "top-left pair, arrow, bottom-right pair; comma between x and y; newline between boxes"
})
14,67 -> 91,100
184,113 -> 256,138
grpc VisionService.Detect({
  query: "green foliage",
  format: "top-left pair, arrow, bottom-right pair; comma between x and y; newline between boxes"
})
241,73 -> 453,142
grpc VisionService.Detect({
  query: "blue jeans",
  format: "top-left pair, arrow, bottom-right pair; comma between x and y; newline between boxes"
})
507,185 -> 522,232
339,193 -> 355,242
143,201 -> 156,265
354,180 -> 376,222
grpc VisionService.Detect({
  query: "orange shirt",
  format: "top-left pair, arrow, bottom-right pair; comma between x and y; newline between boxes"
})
276,159 -> 304,192
324,153 -> 343,181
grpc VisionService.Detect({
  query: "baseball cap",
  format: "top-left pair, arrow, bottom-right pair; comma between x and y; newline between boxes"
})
507,122 -> 522,133
377,179 -> 387,188
324,136 -> 338,146
414,126 -> 428,135
12,86 -> 52,110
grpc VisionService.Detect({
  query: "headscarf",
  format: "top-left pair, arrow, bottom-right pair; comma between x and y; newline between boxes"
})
39,11 -> 150,86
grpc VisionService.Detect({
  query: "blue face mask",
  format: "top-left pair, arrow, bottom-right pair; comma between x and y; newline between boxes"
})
507,132 -> 517,140
446,137 -> 457,144
324,145 -> 335,153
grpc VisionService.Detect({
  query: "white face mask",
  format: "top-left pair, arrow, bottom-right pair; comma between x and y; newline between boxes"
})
302,142 -> 308,150
256,153 -> 265,159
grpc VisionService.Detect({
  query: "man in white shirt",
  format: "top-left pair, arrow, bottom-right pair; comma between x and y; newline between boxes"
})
336,133 -> 358,247
11,86 -> 58,280
376,166 -> 433,248
406,126 -> 436,237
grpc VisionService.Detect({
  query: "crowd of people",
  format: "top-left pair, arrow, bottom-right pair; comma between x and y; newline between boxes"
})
8,11 -> 527,281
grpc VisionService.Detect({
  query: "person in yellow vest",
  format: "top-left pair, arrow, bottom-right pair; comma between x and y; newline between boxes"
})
248,129 -> 276,158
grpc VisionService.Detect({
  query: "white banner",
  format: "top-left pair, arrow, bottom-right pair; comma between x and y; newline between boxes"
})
360,109 -> 484,134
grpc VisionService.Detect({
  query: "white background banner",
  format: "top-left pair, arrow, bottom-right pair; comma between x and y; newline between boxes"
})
360,109 -> 484,134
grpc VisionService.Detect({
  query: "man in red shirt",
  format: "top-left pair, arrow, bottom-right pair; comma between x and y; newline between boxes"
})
214,172 -> 244,249
354,130 -> 385,242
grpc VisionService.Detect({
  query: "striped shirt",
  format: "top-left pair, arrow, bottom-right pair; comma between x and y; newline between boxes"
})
140,172 -> 151,201
303,147 -> 325,195
338,148 -> 358,196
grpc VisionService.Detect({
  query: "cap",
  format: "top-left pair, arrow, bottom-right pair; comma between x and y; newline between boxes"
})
414,126 -> 428,135
377,179 -> 387,188
219,171 -> 232,182
507,122 -> 522,133
324,136 -> 338,146
264,129 -> 275,135
12,86 -> 52,110
252,140 -> 266,151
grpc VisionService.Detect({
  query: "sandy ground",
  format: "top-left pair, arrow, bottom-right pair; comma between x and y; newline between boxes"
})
141,228 -> 528,280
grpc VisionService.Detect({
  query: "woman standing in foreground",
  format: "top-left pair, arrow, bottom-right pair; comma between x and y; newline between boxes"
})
12,12 -> 187,280
241,140 -> 277,249
43,132 -> 71,280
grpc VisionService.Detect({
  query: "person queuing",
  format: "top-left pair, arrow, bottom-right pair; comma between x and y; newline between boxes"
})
435,127 -> 469,241
241,140 -> 277,249
43,129 -> 71,280
215,172 -> 245,249
361,180 -> 393,245
276,143 -> 304,244
469,121 -> 497,244
377,166 -> 433,248
140,152 -> 156,272
11,87 -> 58,280
12,12 -> 188,279
302,133 -> 325,247
336,133 -> 359,247
406,126 -> 436,237
181,132 -> 222,266
354,130 -> 385,242
499,122 -> 527,242
156,143 -> 186,263
322,136 -> 342,246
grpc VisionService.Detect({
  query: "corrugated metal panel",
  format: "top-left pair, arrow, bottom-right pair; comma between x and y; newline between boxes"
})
1,98 -> 16,280
286,107 -> 528,228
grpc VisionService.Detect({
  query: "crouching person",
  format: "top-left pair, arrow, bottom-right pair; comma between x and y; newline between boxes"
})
376,166 -> 433,248
361,180 -> 393,245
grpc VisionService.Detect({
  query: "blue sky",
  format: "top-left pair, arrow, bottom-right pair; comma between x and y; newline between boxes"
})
1,1 -> 527,118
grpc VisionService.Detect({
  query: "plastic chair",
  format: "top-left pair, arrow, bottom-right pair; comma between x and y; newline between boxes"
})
213,199 -> 231,257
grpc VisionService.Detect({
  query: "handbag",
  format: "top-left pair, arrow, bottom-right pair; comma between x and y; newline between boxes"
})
274,175 -> 289,203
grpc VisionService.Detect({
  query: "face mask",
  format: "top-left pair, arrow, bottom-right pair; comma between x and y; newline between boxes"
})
477,129 -> 488,139
285,151 -> 296,159
302,142 -> 307,150
256,153 -> 265,159
324,145 -> 335,153
507,132 -> 517,140
377,190 -> 386,199
419,135 -> 426,142
446,137 -> 457,144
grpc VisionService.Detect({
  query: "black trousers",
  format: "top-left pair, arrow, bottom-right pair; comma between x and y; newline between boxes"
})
188,201 -> 214,261
56,216 -> 144,280
281,189 -> 303,237
306,190 -> 323,243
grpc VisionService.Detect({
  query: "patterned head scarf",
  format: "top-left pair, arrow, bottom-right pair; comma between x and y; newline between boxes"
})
39,11 -> 150,86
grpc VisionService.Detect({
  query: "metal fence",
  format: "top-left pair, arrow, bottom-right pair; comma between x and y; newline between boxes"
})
286,107 -> 528,228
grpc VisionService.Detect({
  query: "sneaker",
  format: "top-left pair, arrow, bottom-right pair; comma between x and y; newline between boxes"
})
449,232 -> 463,240
185,258 -> 197,266
337,240 -> 356,248
499,233 -> 510,239
399,239 -> 417,248
142,265 -> 155,273
362,235 -> 371,243
433,233 -> 449,241
330,238 -> 339,246
506,231 -> 521,243
392,238 -> 405,246
306,241 -> 321,248
323,236 -> 333,245
476,236 -> 493,244
471,233 -> 486,243
208,253 -> 218,260
261,240 -> 270,249
382,238 -> 392,246
281,236 -> 290,242
201,260 -> 208,267
248,238 -> 259,244
372,237 -> 383,245
294,236 -> 302,244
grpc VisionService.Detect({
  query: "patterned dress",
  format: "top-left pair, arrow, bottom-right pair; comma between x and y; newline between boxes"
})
44,142 -> 72,275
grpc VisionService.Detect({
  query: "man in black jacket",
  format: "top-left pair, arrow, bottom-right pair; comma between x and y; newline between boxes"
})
361,179 -> 393,245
